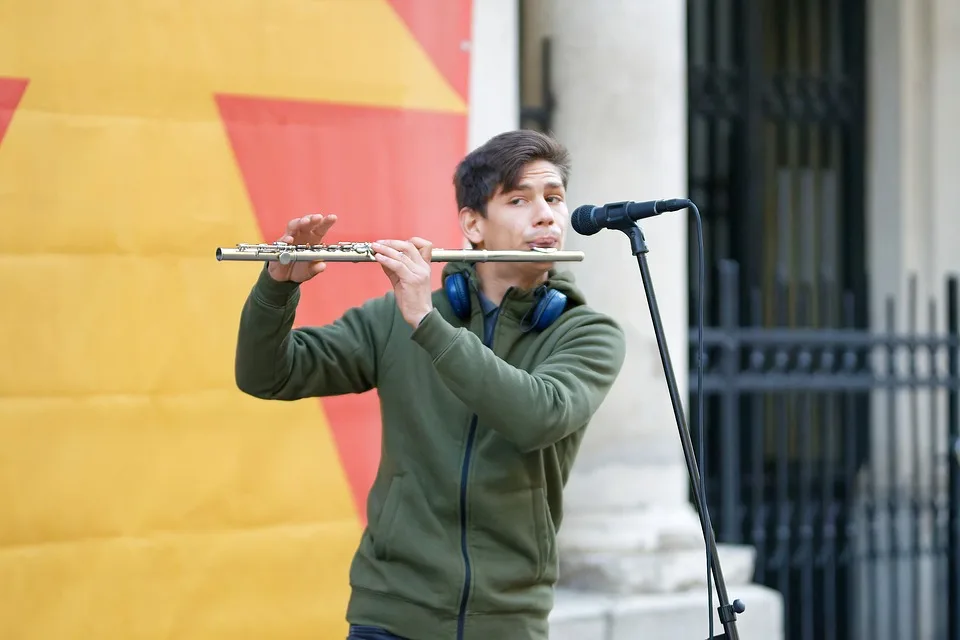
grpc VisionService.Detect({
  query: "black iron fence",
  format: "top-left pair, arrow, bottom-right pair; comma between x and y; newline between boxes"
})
689,260 -> 960,640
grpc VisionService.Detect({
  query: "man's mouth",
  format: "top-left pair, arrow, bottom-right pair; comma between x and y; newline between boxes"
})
528,237 -> 558,249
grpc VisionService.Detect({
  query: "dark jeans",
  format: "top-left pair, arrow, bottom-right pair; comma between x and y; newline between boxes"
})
346,624 -> 408,640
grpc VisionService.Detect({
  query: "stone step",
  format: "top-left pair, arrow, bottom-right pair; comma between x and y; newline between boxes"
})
549,583 -> 784,640
560,543 -> 759,595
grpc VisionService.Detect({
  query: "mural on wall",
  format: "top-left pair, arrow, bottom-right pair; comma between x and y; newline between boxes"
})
0,1 -> 471,638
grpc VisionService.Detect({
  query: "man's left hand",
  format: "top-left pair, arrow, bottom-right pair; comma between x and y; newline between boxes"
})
372,237 -> 434,328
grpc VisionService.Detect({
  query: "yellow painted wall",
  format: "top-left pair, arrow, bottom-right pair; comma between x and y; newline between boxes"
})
0,2 -> 470,638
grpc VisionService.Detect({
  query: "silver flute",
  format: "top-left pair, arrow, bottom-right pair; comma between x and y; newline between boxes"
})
215,242 -> 584,265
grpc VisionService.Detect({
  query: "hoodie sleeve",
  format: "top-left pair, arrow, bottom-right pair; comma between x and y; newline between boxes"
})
409,307 -> 626,452
234,266 -> 395,400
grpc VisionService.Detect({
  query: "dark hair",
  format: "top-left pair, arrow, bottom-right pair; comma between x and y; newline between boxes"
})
453,129 -> 571,216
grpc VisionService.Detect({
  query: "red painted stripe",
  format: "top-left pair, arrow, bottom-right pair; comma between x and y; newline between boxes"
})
386,0 -> 473,101
216,94 -> 467,520
0,78 -> 28,146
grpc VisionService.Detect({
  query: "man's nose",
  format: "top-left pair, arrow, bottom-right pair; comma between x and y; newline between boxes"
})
533,199 -> 556,225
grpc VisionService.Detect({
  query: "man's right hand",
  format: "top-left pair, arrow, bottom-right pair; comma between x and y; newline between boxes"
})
267,214 -> 338,283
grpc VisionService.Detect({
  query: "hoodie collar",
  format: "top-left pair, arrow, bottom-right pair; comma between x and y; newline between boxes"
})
441,261 -> 587,323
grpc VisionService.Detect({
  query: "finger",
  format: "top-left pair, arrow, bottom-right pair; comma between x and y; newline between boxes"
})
298,214 -> 317,233
375,243 -> 422,277
376,251 -> 417,282
288,214 -> 324,245
371,241 -> 408,263
373,251 -> 411,278
312,214 -> 337,236
304,213 -> 326,232
409,236 -> 433,262
297,214 -> 319,238
378,262 -> 400,285
376,239 -> 421,264
278,216 -> 303,243
285,217 -> 302,236
409,237 -> 431,249
279,216 -> 309,244
291,214 -> 336,245
308,261 -> 327,276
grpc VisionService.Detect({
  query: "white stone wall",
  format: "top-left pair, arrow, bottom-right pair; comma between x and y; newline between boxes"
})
857,1 -> 960,638
467,0 -> 519,150
867,0 -> 960,338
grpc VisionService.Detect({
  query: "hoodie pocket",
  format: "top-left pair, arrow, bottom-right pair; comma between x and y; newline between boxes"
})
373,475 -> 403,561
532,488 -> 556,581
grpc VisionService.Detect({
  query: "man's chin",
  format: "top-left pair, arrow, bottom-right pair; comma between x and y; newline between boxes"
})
519,261 -> 554,279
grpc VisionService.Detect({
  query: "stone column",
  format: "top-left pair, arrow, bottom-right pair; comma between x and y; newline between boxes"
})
860,2 -> 960,637
547,0 -> 714,595
538,2 -> 784,637
931,0 -> 960,281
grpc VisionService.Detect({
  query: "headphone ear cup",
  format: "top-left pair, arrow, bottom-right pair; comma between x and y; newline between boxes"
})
530,289 -> 567,331
444,273 -> 471,320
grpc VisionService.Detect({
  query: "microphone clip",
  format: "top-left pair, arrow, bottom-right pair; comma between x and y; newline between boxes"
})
618,220 -> 649,256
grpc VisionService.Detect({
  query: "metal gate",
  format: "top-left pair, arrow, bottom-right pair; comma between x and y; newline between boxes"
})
686,0 -> 867,325
687,1 -> 960,639
689,262 -> 960,640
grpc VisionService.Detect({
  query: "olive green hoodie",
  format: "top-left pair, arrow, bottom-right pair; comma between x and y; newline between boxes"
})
234,261 -> 626,640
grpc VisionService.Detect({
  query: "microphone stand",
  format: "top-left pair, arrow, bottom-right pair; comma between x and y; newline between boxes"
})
616,220 -> 745,640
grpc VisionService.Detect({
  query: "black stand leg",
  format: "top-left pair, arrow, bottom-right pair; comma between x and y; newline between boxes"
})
618,222 -> 745,640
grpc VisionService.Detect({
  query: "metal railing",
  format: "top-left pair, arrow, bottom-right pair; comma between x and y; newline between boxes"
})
690,259 -> 960,640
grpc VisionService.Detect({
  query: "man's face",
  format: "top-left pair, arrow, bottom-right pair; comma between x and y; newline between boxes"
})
460,159 -> 568,260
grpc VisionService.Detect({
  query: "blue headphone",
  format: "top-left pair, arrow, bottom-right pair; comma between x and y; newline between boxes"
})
444,272 -> 567,332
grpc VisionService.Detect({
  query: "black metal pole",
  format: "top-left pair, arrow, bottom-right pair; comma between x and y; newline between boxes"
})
620,221 -> 745,639
946,276 -> 959,640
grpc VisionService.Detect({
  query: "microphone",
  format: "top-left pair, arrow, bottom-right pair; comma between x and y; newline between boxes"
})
569,195 -> 746,639
571,198 -> 691,236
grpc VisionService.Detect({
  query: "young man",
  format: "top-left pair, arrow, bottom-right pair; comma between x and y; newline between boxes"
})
234,130 -> 626,640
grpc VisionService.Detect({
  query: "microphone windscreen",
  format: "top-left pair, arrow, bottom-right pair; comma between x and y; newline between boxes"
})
571,205 -> 601,236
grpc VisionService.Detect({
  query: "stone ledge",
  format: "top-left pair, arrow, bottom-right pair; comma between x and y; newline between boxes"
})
549,583 -> 784,640
559,543 -> 758,595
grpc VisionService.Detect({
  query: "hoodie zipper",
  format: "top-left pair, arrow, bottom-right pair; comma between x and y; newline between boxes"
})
456,288 -> 508,640
456,414 -> 478,640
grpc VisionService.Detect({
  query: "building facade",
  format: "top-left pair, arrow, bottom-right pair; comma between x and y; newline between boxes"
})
463,1 -> 960,638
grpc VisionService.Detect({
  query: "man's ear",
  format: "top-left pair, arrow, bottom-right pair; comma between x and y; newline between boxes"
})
458,207 -> 484,248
